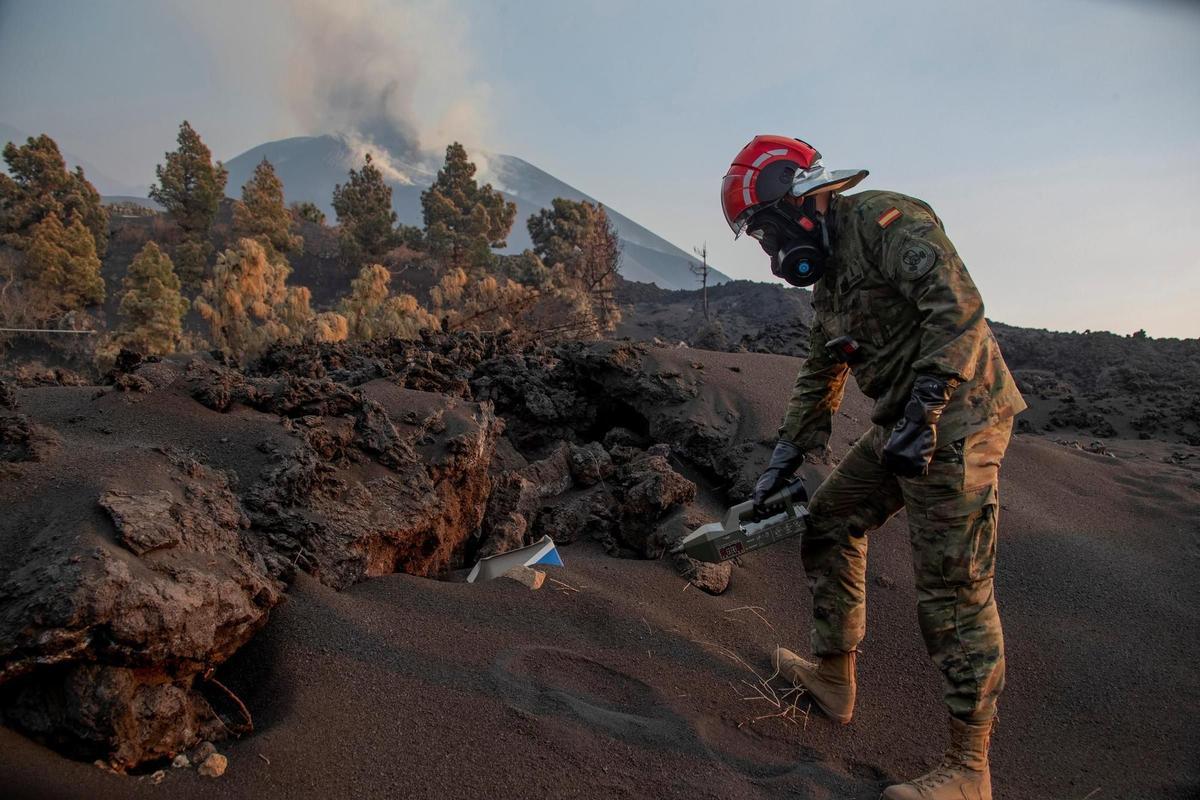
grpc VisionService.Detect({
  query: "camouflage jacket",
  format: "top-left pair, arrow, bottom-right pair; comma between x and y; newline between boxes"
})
779,190 -> 1027,452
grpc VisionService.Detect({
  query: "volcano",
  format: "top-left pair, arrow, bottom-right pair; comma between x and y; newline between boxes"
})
223,133 -> 730,291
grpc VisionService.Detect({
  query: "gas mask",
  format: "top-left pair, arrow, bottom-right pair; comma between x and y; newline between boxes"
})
746,196 -> 831,287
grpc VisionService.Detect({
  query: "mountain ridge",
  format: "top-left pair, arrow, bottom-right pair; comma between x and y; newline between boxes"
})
0,122 -> 145,197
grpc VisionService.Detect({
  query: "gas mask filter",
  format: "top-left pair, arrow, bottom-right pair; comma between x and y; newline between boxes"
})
746,196 -> 831,287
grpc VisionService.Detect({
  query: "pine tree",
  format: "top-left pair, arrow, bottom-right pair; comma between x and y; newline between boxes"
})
233,158 -> 302,256
426,195 -> 623,342
172,239 -> 210,293
116,241 -> 189,354
290,201 -> 326,226
149,121 -> 228,237
194,238 -> 321,360
339,263 -> 438,340
431,266 -> 545,337
0,134 -> 109,256
21,213 -> 105,321
331,153 -> 397,263
527,198 -> 622,334
420,143 -> 516,273
497,249 -> 552,287
150,122 -> 228,291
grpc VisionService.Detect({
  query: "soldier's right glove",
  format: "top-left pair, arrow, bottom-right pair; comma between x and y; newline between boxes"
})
882,375 -> 957,478
754,440 -> 806,517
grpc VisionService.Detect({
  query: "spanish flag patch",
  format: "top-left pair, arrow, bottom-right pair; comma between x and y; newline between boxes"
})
877,207 -> 902,228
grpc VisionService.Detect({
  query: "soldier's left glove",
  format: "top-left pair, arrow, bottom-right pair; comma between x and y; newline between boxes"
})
882,375 -> 958,477
754,440 -> 806,518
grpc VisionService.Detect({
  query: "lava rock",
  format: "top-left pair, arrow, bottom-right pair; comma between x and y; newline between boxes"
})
533,487 -> 613,546
0,456 -> 281,768
520,443 -> 573,497
0,413 -> 59,464
478,442 -> 582,557
680,556 -> 732,595
607,452 -> 697,556
191,741 -> 217,763
99,490 -> 182,555
603,427 -> 647,450
567,441 -> 613,487
501,566 -> 545,590
198,752 -> 227,778
112,372 -> 154,393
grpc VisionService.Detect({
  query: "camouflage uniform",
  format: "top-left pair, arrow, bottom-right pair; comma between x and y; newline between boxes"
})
778,190 -> 1026,723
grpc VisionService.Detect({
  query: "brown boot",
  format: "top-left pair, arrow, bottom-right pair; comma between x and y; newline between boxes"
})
771,647 -> 856,724
882,717 -> 993,800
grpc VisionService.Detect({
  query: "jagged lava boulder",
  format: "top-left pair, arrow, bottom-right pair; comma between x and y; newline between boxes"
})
0,345 -> 503,766
0,443 -> 281,767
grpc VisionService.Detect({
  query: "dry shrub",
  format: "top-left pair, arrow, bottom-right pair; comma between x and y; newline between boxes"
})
194,238 -> 324,361
429,263 -> 615,344
340,264 -> 437,341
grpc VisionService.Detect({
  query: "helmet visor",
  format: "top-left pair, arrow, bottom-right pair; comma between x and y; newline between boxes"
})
790,166 -> 869,199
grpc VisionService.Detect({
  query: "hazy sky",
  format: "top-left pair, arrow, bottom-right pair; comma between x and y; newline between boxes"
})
1,0 -> 1197,337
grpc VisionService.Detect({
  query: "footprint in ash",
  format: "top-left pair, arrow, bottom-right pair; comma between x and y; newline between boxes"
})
490,645 -> 863,791
491,645 -> 677,748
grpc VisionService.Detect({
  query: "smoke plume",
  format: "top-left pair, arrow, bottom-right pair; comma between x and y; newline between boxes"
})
181,0 -> 496,180
281,0 -> 492,164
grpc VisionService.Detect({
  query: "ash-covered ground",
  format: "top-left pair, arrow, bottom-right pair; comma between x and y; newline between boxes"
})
0,334 -> 767,770
2,326 -> 1198,799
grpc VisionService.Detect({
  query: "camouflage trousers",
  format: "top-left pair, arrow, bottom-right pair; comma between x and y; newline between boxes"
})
802,418 -> 1013,723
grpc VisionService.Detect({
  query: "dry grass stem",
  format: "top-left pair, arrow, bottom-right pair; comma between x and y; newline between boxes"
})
753,694 -> 805,726
548,577 -> 579,593
722,605 -> 776,632
694,640 -> 808,730
693,640 -> 768,682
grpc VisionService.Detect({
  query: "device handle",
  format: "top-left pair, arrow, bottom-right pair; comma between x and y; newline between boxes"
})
722,499 -> 756,529
723,478 -> 807,528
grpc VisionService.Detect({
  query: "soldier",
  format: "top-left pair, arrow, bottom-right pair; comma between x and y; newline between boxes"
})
721,135 -> 1026,800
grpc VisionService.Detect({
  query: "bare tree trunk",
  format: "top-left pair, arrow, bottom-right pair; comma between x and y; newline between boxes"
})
690,243 -> 709,320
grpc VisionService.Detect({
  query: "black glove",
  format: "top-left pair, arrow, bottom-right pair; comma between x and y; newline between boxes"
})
754,440 -> 806,516
882,375 -> 958,477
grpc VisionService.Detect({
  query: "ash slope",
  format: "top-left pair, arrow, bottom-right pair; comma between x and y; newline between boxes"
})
617,279 -> 1200,448
2,344 -> 1197,799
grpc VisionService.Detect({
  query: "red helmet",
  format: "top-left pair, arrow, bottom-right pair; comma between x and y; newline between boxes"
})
721,135 -> 868,236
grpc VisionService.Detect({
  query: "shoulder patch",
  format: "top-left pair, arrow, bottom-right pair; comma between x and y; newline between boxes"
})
877,207 -> 902,228
899,239 -> 938,279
